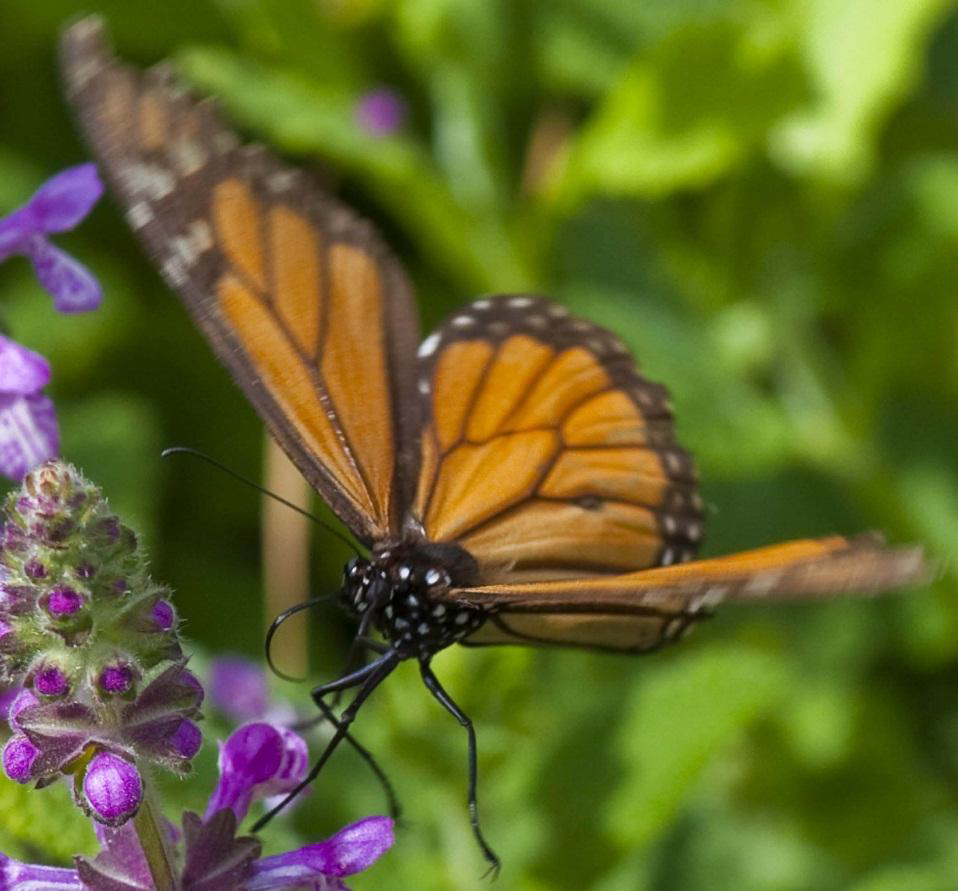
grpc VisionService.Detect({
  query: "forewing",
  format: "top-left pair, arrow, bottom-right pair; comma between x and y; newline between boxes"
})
61,19 -> 421,543
445,535 -> 929,653
408,295 -> 702,583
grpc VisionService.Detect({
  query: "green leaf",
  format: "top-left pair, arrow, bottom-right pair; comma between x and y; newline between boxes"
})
606,642 -> 790,848
770,0 -> 957,182
560,17 -> 806,200
0,776 -> 96,863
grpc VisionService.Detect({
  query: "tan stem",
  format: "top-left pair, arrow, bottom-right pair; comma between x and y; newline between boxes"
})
261,434 -> 312,677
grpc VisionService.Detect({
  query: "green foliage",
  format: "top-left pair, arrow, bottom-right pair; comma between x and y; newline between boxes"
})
1,0 -> 957,887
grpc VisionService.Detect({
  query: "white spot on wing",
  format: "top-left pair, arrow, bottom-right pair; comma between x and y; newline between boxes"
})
126,202 -> 154,229
170,139 -> 208,177
170,220 -> 213,267
119,162 -> 175,201
418,332 -> 441,358
162,256 -> 187,287
213,131 -> 239,155
267,170 -> 298,193
744,572 -> 783,598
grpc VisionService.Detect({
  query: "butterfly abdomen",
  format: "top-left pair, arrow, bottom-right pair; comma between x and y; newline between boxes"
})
341,544 -> 487,659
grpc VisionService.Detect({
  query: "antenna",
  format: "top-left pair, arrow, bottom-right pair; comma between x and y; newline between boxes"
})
161,446 -> 362,554
264,593 -> 338,681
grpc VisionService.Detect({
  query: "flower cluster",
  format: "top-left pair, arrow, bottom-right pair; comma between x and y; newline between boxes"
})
0,462 -> 395,888
0,163 -> 102,483
1,720 -> 394,890
0,460 -> 199,823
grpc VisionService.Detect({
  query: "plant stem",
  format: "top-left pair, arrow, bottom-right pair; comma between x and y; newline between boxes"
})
133,789 -> 179,891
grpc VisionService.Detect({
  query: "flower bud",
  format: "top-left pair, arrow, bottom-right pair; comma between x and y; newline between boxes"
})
3,735 -> 39,783
168,719 -> 203,760
81,751 -> 142,826
45,586 -> 84,616
34,664 -> 69,697
23,560 -> 46,579
151,600 -> 175,631
97,663 -> 135,696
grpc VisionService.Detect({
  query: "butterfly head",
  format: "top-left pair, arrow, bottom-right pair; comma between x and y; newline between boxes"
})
341,543 -> 486,659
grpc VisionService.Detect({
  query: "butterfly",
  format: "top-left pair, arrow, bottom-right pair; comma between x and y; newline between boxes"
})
61,17 -> 929,873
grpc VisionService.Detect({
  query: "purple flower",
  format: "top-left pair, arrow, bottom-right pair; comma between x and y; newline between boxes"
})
0,855 -> 84,890
0,335 -> 58,483
0,163 -> 103,313
80,751 -> 143,826
205,722 -> 309,823
0,164 -> 103,483
355,88 -> 406,137
209,655 -> 272,724
0,721 -> 395,891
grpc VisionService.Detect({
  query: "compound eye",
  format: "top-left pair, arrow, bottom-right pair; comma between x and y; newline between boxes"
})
345,557 -> 363,579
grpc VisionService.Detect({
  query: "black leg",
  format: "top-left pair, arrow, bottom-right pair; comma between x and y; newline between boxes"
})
419,661 -> 501,877
266,601 -> 398,817
310,653 -> 386,703
312,687 -> 402,821
251,651 -> 399,832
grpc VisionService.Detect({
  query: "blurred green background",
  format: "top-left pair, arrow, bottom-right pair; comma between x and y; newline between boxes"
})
1,0 -> 958,888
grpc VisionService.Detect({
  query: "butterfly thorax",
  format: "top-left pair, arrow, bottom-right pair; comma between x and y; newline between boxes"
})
340,542 -> 487,660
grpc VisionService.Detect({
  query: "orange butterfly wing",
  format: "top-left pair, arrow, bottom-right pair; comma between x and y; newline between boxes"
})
407,295 -> 703,583
449,535 -> 929,652
61,20 -> 420,543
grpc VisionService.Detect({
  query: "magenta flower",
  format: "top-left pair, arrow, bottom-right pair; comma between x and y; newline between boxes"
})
0,163 -> 103,313
0,721 -> 395,890
0,335 -> 59,483
355,88 -> 406,137
0,163 -> 103,482
209,655 -> 296,727
210,656 -> 272,724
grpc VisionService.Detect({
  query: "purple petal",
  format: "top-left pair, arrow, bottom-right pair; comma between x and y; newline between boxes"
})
0,335 -> 50,396
25,237 -> 102,313
168,719 -> 203,759
209,656 -> 269,723
0,853 -> 84,891
34,665 -> 70,697
81,751 -> 143,826
77,821 -> 155,891
25,164 -> 103,234
7,688 -> 38,729
150,600 -> 175,631
205,722 -> 308,823
0,685 -> 22,723
2,734 -> 39,782
0,208 -> 37,261
247,817 -> 394,888
0,392 -> 59,482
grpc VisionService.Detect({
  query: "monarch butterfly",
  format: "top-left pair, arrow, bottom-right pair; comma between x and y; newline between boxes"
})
61,18 -> 929,873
